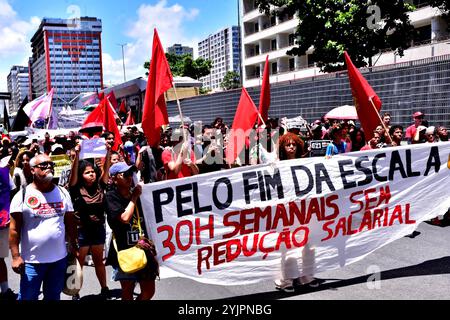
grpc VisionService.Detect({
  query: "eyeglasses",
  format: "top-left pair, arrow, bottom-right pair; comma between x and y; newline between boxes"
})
33,161 -> 55,170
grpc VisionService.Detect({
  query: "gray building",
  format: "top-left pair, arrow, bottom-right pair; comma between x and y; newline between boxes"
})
167,43 -> 193,56
7,65 -> 29,113
198,26 -> 241,91
29,17 -> 103,110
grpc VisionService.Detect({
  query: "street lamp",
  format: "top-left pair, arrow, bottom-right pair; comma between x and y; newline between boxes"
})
118,43 -> 127,82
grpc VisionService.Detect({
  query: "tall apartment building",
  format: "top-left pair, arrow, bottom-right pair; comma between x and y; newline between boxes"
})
240,0 -> 449,87
198,26 -> 241,91
167,43 -> 193,56
6,65 -> 29,113
29,17 -> 103,109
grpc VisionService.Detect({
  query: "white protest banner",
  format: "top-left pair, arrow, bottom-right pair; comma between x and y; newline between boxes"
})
79,138 -> 107,159
141,142 -> 450,285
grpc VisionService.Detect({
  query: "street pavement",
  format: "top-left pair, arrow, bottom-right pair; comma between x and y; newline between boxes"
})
5,220 -> 450,301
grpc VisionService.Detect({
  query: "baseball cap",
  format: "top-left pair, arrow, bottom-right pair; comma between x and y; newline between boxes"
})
109,162 -> 137,176
51,144 -> 64,152
413,111 -> 424,118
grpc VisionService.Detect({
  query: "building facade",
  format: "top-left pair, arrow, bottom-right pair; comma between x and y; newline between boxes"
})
167,43 -> 193,56
240,0 -> 449,87
6,66 -> 29,113
198,26 -> 241,91
29,17 -> 103,110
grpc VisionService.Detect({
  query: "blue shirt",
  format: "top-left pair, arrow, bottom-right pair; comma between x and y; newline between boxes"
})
325,141 -> 347,156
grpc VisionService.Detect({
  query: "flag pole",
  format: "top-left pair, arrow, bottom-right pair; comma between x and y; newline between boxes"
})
369,96 -> 392,144
171,82 -> 187,143
256,111 -> 266,128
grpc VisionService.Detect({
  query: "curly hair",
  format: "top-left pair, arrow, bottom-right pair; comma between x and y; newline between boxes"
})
279,132 -> 304,160
14,150 -> 34,169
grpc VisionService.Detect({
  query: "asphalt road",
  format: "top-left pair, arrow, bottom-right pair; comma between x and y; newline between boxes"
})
4,220 -> 450,301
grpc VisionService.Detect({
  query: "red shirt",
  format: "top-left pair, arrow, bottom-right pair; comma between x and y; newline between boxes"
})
405,125 -> 417,139
162,148 -> 196,180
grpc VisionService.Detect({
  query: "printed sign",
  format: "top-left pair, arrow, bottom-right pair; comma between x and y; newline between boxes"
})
141,142 -> 450,285
310,140 -> 332,157
50,154 -> 71,179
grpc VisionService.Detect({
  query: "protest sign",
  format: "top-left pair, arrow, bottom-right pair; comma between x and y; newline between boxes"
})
0,167 -> 11,228
79,138 -> 107,159
50,154 -> 71,179
141,142 -> 450,285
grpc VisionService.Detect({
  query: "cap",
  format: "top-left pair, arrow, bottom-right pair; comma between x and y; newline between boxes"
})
425,126 -> 435,135
51,144 -> 63,152
109,162 -> 137,176
413,111 -> 424,118
22,138 -> 33,146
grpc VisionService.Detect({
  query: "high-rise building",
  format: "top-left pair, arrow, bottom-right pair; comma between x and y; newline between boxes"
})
198,26 -> 241,91
167,44 -> 193,56
7,65 -> 29,113
240,0 -> 449,87
29,17 -> 103,109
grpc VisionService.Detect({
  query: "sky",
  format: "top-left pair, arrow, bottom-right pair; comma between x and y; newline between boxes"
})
0,0 -> 239,91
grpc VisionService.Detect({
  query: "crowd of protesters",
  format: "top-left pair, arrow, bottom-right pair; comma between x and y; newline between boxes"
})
0,111 -> 448,300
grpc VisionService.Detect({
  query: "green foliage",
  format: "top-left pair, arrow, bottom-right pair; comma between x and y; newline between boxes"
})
255,0 -> 417,71
143,53 -> 212,79
220,71 -> 241,90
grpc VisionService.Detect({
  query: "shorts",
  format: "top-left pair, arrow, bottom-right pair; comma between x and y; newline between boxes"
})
0,228 -> 9,258
78,225 -> 106,247
111,264 -> 157,282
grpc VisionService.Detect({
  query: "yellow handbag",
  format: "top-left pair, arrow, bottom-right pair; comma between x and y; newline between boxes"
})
113,206 -> 148,274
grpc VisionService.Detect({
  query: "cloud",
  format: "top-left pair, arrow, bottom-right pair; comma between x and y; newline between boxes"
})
0,0 -> 40,57
102,0 -> 200,86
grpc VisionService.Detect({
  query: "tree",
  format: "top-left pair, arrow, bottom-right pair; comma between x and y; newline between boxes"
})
144,53 -> 212,80
254,0 -> 416,71
220,71 -> 241,90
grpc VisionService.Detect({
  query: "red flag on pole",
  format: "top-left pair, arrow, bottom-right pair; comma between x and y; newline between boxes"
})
124,110 -> 135,126
106,91 -> 118,110
103,98 -> 123,151
258,55 -> 270,125
118,100 -> 127,115
344,51 -> 382,141
225,87 -> 258,165
142,29 -> 173,147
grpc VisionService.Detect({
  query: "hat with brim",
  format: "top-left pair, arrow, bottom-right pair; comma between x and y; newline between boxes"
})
109,162 -> 137,176
413,111 -> 424,118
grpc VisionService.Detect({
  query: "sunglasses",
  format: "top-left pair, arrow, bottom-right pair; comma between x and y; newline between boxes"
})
118,170 -> 134,178
34,161 -> 55,170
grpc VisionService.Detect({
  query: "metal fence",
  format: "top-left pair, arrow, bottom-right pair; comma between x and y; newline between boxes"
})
167,54 -> 450,129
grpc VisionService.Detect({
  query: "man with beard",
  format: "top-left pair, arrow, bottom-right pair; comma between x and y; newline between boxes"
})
9,154 -> 78,300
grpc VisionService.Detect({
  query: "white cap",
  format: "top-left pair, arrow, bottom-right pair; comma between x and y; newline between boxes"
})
425,126 -> 435,135
51,144 -> 64,152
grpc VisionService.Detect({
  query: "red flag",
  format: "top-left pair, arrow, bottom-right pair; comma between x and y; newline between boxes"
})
104,99 -> 123,151
81,102 -> 104,133
106,91 -> 118,110
344,51 -> 382,141
124,110 -> 135,126
225,88 -> 258,165
142,29 -> 173,147
98,91 -> 105,101
258,55 -> 270,125
119,100 -> 127,115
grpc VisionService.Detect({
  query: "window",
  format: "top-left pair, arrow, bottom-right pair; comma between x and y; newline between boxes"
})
271,62 -> 277,74
271,39 -> 277,51
289,58 -> 295,71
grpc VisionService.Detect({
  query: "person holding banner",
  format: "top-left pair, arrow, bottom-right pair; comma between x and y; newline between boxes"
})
105,162 -> 156,300
275,133 -> 320,292
68,142 -> 112,300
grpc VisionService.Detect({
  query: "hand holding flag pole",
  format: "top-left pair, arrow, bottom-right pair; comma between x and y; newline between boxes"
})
368,96 -> 393,144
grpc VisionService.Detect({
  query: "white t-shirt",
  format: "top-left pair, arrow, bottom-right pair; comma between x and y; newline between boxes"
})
10,184 -> 74,263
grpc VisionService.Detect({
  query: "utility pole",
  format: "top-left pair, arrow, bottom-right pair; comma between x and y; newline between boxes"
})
118,43 -> 127,82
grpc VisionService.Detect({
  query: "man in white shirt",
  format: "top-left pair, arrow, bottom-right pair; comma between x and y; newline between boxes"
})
9,154 -> 78,300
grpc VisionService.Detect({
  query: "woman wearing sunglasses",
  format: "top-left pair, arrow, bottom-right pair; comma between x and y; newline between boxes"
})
68,142 -> 112,299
